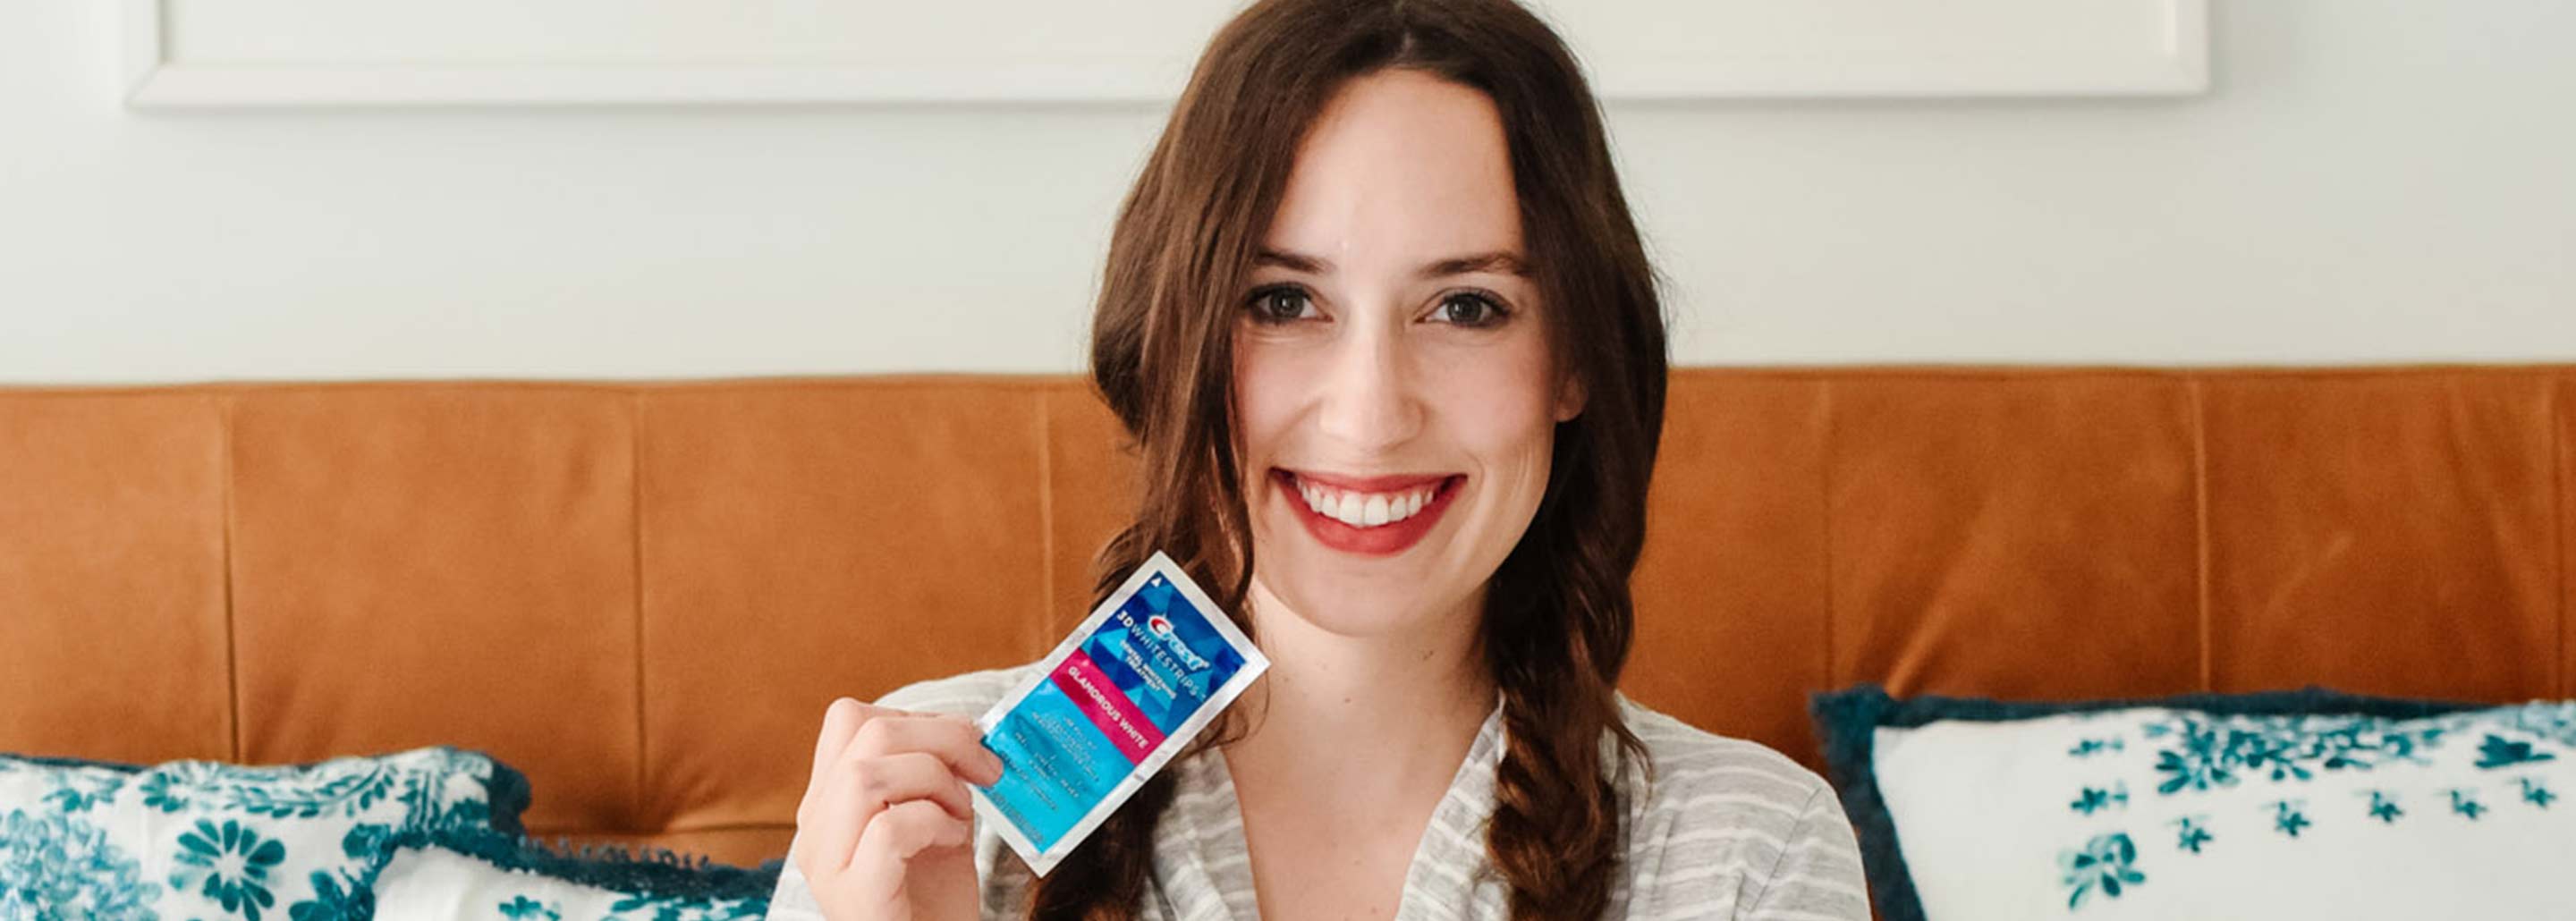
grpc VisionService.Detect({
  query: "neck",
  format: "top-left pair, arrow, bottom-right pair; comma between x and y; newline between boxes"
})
1221,575 -> 1497,798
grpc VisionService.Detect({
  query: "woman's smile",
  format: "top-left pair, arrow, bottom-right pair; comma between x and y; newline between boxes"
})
1270,468 -> 1468,556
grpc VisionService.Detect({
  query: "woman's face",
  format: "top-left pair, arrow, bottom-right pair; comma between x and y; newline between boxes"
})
1233,69 -> 1580,642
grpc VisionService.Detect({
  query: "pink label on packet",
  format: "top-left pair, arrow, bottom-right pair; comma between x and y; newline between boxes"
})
1046,649 -> 1167,764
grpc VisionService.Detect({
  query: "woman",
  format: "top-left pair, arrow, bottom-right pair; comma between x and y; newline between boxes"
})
772,1 -> 1868,918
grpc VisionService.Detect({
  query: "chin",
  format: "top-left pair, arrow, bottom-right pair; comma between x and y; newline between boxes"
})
1248,554 -> 1469,640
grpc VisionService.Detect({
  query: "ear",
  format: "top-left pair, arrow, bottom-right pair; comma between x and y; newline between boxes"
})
1552,373 -> 1587,423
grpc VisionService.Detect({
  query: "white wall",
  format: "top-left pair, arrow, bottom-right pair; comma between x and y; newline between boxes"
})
3,1 -> 2570,384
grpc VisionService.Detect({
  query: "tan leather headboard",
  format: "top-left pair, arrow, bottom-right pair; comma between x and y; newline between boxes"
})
4,367 -> 2571,869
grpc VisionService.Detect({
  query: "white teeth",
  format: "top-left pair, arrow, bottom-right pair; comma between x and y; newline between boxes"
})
1292,476 -> 1444,529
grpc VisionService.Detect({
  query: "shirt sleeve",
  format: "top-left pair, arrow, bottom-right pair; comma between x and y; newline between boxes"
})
1738,784 -> 1873,921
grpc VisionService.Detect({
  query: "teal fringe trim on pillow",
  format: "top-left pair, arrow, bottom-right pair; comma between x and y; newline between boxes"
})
1809,685 -> 2486,921
480,756 -> 533,839
380,821 -> 782,905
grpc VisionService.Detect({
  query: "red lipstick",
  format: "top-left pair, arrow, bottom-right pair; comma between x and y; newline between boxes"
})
1271,468 -> 1465,556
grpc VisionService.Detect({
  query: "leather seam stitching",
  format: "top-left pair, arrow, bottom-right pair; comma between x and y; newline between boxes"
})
1818,382 -> 1838,690
2190,376 -> 2213,694
222,393 -> 243,763
2553,376 -> 2568,698
631,392 -> 650,832
1037,388 -> 1058,658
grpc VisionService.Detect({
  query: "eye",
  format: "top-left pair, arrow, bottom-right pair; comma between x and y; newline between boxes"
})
1244,284 -> 1318,324
1431,292 -> 1510,328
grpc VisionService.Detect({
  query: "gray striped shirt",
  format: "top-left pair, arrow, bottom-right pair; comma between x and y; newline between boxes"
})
768,665 -> 1869,920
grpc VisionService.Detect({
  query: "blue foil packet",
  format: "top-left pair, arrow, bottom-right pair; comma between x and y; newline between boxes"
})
969,551 -> 1268,876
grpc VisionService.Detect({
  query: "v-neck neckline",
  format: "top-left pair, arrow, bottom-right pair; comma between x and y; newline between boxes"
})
1152,700 -> 1510,921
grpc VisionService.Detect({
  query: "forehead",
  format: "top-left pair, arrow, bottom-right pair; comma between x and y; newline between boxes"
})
1264,70 -> 1521,266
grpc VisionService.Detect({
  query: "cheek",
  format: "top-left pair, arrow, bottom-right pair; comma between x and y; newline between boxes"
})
1430,341 -> 1561,468
1230,336 -> 1306,464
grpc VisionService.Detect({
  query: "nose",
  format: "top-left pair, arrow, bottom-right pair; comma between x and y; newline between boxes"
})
1313,317 -> 1422,452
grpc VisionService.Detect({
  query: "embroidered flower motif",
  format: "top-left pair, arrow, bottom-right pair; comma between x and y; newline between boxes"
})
2148,714 -> 2449,797
2170,816 -> 2212,854
2068,738 -> 2125,758
2520,777 -> 2558,808
39,772 -> 125,814
139,760 -> 229,814
170,817 -> 288,920
2448,789 -> 2487,820
2071,782 -> 2131,815
2474,735 -> 2556,769
2267,800 -> 2310,838
0,808 -> 163,918
340,823 -> 394,860
2152,722 -> 2240,794
287,868 -> 374,921
500,894 -> 564,919
2058,832 -> 2146,909
2365,790 -> 2403,824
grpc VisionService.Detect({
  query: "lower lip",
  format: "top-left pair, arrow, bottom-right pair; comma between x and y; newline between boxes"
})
1274,469 -> 1464,557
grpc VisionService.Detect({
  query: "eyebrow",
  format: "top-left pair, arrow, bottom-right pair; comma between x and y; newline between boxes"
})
1253,248 -> 1531,279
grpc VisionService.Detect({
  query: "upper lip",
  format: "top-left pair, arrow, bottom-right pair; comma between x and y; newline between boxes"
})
1278,468 -> 1458,493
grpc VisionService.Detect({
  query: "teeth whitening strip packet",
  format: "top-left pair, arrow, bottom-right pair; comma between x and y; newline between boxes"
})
968,551 -> 1268,876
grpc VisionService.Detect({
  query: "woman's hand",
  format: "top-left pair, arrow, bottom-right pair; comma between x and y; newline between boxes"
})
792,697 -> 1004,921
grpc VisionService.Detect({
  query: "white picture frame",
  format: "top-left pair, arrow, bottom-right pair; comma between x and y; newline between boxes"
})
123,0 -> 2208,108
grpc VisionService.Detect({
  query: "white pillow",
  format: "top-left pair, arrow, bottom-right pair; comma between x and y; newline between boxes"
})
0,746 -> 521,920
1868,701 -> 2575,920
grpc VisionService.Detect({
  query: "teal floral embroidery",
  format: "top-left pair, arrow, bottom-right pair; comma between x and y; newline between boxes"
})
226,765 -> 400,821
169,818 -> 288,920
2058,832 -> 2145,909
2267,800 -> 2309,838
2068,738 -> 2125,758
2071,782 -> 2131,815
2365,790 -> 2402,824
2148,714 -> 2445,796
2519,777 -> 2557,808
135,758 -> 440,825
606,892 -> 764,920
399,772 -> 493,835
2448,789 -> 2487,820
3,748 -> 513,921
500,895 -> 564,919
40,772 -> 125,814
2150,721 -> 2240,793
2475,735 -> 2556,769
0,808 -> 164,919
2170,816 -> 2212,853
286,868 -> 373,921
138,760 -> 404,822
138,762 -> 225,814
2039,706 -> 2572,901
339,823 -> 393,860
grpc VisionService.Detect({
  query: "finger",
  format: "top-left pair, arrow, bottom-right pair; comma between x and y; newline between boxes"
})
849,751 -> 977,823
845,714 -> 1005,787
843,798 -> 972,885
801,750 -> 877,885
804,697 -> 879,815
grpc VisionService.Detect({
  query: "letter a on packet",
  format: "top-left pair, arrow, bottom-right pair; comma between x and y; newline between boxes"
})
969,551 -> 1267,876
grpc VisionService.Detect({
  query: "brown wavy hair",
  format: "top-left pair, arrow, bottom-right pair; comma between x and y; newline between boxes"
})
1040,0 -> 1668,917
